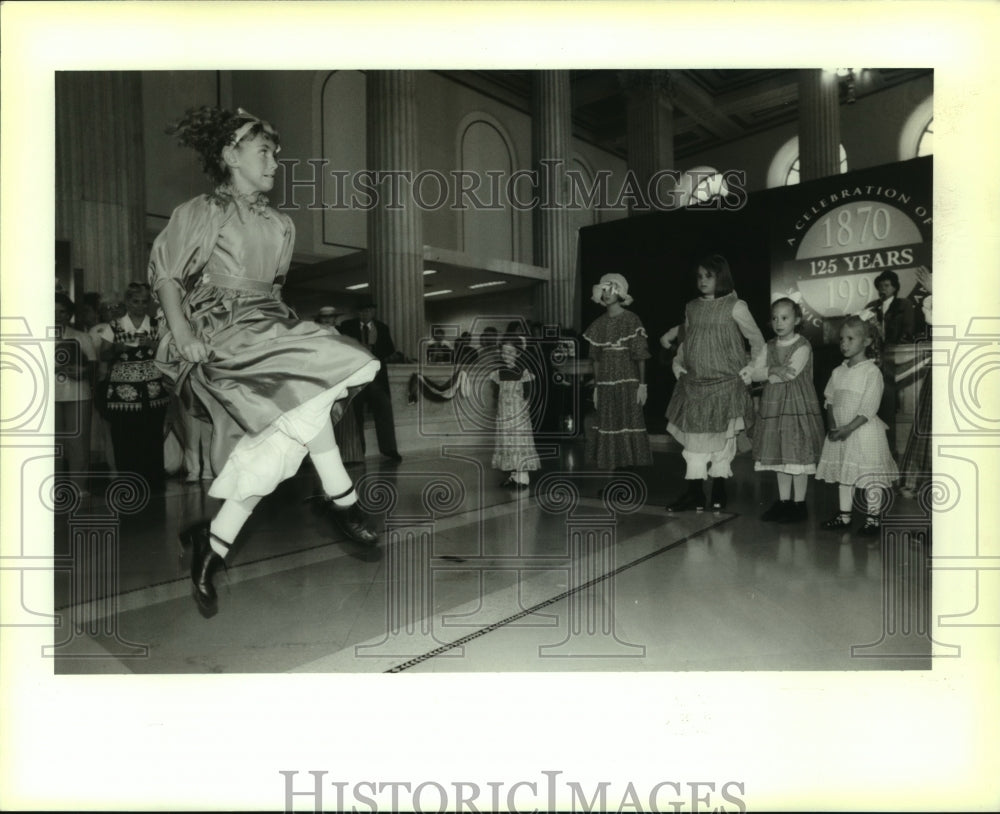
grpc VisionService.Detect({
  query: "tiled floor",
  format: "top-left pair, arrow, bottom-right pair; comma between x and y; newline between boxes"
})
51,442 -> 933,673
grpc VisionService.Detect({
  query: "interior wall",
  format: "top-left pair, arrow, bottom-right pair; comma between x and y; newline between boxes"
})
676,75 -> 933,192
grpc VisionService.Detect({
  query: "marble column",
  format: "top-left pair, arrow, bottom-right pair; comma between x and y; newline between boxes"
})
531,70 -> 576,331
55,72 -> 147,299
798,69 -> 842,182
621,70 -> 676,210
366,70 -> 424,360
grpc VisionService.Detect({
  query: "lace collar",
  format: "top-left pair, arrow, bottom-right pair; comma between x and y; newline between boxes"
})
210,184 -> 271,218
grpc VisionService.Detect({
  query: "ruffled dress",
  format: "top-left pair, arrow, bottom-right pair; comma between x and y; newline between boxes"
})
583,309 -> 652,469
149,187 -> 379,501
666,292 -> 762,452
751,335 -> 825,473
815,359 -> 899,487
489,368 -> 541,473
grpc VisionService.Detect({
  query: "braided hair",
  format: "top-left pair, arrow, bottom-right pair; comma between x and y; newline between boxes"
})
166,106 -> 281,185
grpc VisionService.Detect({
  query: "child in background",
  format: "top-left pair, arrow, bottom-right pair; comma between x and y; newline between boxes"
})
93,282 -> 171,492
583,273 -> 652,477
751,298 -> 825,522
490,335 -> 541,490
665,255 -> 764,512
816,316 -> 899,536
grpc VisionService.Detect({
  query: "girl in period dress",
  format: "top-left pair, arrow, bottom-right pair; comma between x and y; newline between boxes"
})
582,273 -> 652,475
490,335 -> 541,490
151,107 -> 381,616
815,316 -> 899,536
750,297 -> 826,522
665,255 -> 764,512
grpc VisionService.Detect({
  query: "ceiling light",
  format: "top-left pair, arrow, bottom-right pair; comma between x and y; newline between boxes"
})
468,280 -> 508,289
346,283 -> 369,290
423,269 -> 438,275
424,290 -> 453,297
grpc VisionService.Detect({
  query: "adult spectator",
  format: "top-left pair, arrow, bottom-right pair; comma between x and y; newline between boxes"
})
338,300 -> 403,462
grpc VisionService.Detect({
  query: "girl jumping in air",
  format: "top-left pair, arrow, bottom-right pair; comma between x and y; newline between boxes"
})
665,255 -> 764,512
815,316 -> 899,536
750,297 -> 826,522
151,106 -> 381,616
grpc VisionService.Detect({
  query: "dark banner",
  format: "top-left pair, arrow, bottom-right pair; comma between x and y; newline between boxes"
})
768,156 -> 932,342
578,157 -> 932,426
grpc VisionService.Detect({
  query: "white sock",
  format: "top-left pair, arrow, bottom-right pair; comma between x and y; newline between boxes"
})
210,497 -> 259,556
776,473 -> 792,501
838,484 -> 853,514
793,474 -> 808,503
310,447 -> 353,499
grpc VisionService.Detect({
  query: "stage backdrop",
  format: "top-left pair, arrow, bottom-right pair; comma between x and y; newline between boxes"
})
578,156 -> 932,431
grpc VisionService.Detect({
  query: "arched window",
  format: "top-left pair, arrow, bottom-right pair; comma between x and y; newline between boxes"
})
675,166 -> 728,207
783,144 -> 848,186
899,95 -> 933,160
916,119 -> 933,157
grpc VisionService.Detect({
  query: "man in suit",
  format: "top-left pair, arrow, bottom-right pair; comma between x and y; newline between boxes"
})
339,300 -> 402,462
864,270 -> 916,458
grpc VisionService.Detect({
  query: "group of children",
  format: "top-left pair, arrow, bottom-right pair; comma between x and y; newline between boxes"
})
583,257 -> 901,538
129,101 -> 905,617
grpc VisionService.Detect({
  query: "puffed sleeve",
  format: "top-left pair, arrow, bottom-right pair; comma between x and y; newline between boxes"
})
731,299 -> 765,361
147,196 -> 223,298
856,362 -> 884,418
823,367 -> 838,408
628,315 -> 652,361
774,343 -> 811,381
274,212 -> 296,283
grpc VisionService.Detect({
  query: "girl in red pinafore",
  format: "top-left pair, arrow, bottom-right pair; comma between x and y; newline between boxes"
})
750,297 -> 826,522
151,107 -> 381,617
665,255 -> 764,512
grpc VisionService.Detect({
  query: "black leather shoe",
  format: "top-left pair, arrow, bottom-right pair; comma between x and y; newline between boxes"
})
666,480 -> 706,512
761,500 -> 790,522
779,502 -> 808,523
179,521 -> 229,618
327,500 -> 379,545
384,452 -> 403,463
710,478 -> 727,511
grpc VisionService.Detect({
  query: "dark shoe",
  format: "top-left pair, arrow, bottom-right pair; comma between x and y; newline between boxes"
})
858,516 -> 882,537
779,502 -> 808,523
327,499 -> 379,545
761,500 -> 791,522
666,480 -> 706,512
710,478 -> 727,511
179,521 -> 229,618
384,452 -> 403,463
821,512 -> 852,530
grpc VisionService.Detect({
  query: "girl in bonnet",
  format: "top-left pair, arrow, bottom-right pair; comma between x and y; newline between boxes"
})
151,106 -> 381,617
582,273 -> 653,478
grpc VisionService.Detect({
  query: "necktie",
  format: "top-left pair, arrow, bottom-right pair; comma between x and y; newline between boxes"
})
363,323 -> 371,346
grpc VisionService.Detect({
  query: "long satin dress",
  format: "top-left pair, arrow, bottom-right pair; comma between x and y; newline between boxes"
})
150,186 -> 379,502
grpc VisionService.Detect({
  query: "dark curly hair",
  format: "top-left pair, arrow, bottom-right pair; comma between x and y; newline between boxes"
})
166,106 -> 281,185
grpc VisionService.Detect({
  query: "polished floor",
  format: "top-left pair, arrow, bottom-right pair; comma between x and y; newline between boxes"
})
51,441 -> 933,673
